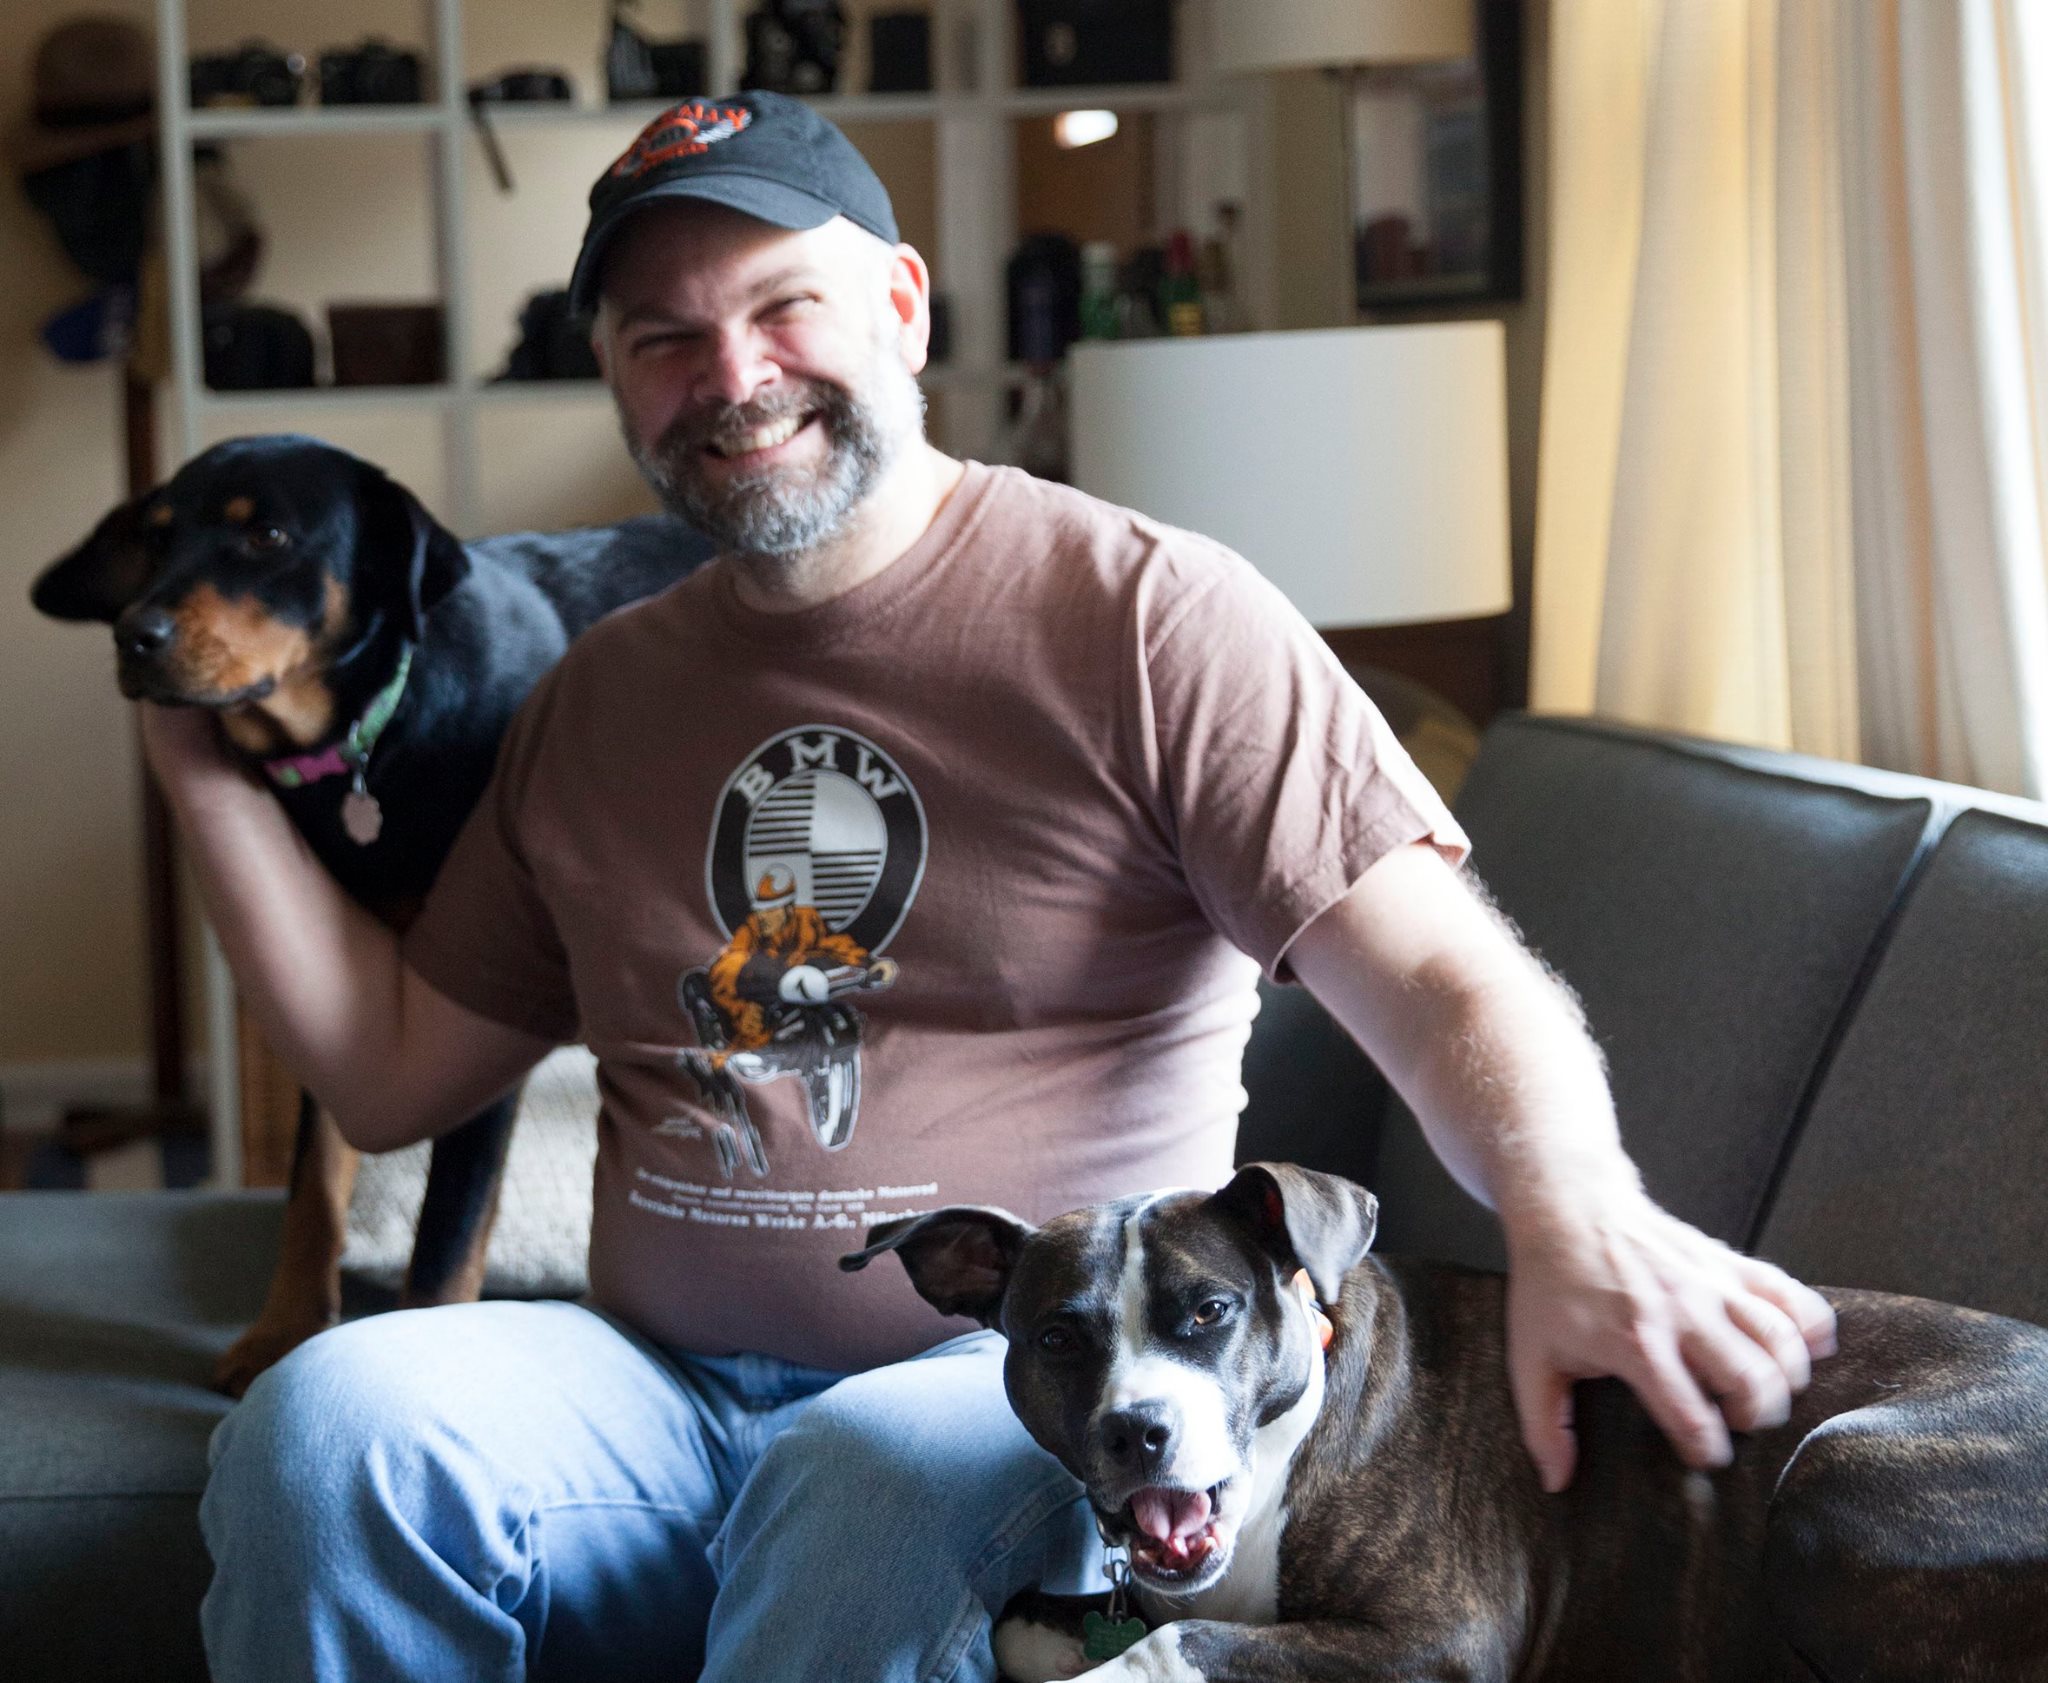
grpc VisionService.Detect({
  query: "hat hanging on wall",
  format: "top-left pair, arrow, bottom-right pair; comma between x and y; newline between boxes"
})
11,15 -> 157,175
14,14 -> 160,318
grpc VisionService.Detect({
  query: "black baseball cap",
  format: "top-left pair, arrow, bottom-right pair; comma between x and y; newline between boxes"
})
569,91 -> 899,315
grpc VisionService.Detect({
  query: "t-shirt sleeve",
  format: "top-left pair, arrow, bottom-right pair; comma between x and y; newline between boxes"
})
400,671 -> 581,1043
1131,532 -> 1472,982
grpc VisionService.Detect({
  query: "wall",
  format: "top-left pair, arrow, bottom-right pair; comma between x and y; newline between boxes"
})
2,0 -> 161,1080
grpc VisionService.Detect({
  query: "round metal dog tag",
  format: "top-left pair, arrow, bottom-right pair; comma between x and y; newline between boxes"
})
342,789 -> 384,846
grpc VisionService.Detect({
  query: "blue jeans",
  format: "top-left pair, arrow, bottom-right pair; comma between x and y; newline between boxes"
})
199,1301 -> 1100,1681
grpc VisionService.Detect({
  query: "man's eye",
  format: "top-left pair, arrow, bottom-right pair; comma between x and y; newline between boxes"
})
768,295 -> 817,318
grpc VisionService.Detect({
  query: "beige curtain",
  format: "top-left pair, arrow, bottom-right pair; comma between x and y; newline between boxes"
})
1533,0 -> 2048,797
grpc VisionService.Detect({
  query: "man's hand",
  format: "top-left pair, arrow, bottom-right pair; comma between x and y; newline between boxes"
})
137,699 -> 242,804
1502,1188 -> 1837,1492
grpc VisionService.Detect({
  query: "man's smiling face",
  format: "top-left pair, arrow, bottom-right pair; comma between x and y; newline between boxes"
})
592,201 -> 930,560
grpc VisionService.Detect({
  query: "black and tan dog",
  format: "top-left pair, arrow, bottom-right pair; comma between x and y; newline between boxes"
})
846,1165 -> 2048,1682
34,434 -> 712,1396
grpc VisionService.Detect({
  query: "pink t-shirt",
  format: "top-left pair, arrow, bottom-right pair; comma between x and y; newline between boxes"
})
403,462 -> 1468,1370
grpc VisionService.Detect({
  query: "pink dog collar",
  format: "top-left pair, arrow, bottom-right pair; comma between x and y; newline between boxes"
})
260,646 -> 413,792
262,744 -> 351,788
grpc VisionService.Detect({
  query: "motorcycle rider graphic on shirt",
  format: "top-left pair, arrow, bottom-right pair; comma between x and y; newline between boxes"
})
670,726 -> 926,1180
702,863 -> 898,1066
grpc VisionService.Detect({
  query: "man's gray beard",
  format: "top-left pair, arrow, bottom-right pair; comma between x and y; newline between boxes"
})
623,352 -> 925,564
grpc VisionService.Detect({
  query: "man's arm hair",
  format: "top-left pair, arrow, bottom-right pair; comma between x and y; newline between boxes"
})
1286,841 -> 1632,1216
1456,863 -> 1607,1071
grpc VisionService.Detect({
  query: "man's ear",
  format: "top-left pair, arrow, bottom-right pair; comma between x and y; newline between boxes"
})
1211,1163 -> 1378,1304
356,464 -> 469,640
840,1206 -> 1037,1327
32,495 -> 159,623
885,242 -> 932,373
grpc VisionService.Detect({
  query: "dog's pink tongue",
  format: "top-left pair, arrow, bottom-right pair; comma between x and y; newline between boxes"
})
1131,1487 -> 1212,1543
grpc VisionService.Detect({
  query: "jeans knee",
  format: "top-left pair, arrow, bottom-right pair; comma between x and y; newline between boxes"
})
774,1367 -> 1007,1506
756,1379 -> 959,1513
727,1363 -> 1081,1581
205,1317 -> 522,1569
213,1332 -> 370,1515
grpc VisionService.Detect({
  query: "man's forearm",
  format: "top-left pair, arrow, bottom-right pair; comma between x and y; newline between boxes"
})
161,753 -> 421,1146
1287,850 -> 1639,1224
1395,934 -> 1639,1224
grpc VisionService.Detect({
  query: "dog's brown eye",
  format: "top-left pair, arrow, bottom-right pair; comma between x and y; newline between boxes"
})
1037,1325 -> 1076,1355
1192,1298 -> 1232,1328
249,526 -> 289,551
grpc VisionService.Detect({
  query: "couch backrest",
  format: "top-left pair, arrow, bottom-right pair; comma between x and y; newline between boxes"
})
1295,715 -> 1945,1270
1754,808 -> 2048,1322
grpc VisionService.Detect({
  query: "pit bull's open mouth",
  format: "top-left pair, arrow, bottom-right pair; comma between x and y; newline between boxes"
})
1120,1481 -> 1237,1586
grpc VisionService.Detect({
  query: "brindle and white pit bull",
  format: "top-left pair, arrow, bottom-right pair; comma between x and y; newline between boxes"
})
843,1164 -> 2048,1682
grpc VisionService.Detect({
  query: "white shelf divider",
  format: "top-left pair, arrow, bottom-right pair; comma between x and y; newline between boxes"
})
430,0 -> 479,536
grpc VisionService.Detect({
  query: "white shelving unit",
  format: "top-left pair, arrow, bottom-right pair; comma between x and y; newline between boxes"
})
149,0 -> 1263,1183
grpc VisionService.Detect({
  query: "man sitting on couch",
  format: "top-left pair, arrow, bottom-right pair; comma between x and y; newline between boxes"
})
143,92 -> 1836,1683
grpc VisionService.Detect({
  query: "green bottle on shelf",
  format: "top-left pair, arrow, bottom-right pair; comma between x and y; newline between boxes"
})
1080,241 -> 1121,341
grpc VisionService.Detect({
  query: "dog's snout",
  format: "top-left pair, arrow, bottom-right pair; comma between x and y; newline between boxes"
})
1101,1403 -> 1178,1478
116,606 -> 177,659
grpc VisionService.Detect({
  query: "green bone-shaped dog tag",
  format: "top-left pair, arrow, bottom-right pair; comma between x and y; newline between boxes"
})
1082,1610 -> 1148,1661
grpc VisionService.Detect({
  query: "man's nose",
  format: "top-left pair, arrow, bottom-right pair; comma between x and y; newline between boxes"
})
1100,1402 -> 1179,1481
699,326 -> 779,408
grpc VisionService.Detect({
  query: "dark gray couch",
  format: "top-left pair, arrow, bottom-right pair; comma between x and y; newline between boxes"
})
7,713 -> 2047,1679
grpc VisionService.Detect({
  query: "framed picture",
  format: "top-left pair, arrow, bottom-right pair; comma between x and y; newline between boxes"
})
1348,0 -> 1523,309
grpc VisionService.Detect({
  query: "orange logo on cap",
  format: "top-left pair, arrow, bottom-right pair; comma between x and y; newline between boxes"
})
608,102 -> 753,180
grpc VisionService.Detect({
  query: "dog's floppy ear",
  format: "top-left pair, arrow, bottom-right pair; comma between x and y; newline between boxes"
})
840,1206 -> 1037,1327
1212,1163 -> 1378,1304
356,463 -> 470,640
32,495 -> 159,623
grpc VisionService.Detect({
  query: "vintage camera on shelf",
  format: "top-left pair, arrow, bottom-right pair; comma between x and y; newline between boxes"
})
606,3 -> 708,102
470,68 -> 574,104
742,0 -> 845,96
494,290 -> 601,383
318,38 -> 426,106
202,303 -> 316,391
189,41 -> 305,109
467,71 -> 576,195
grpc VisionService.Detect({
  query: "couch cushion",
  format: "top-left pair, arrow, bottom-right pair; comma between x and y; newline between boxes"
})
0,1190 -> 283,1682
1372,716 -> 1937,1268
1755,809 -> 2048,1323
